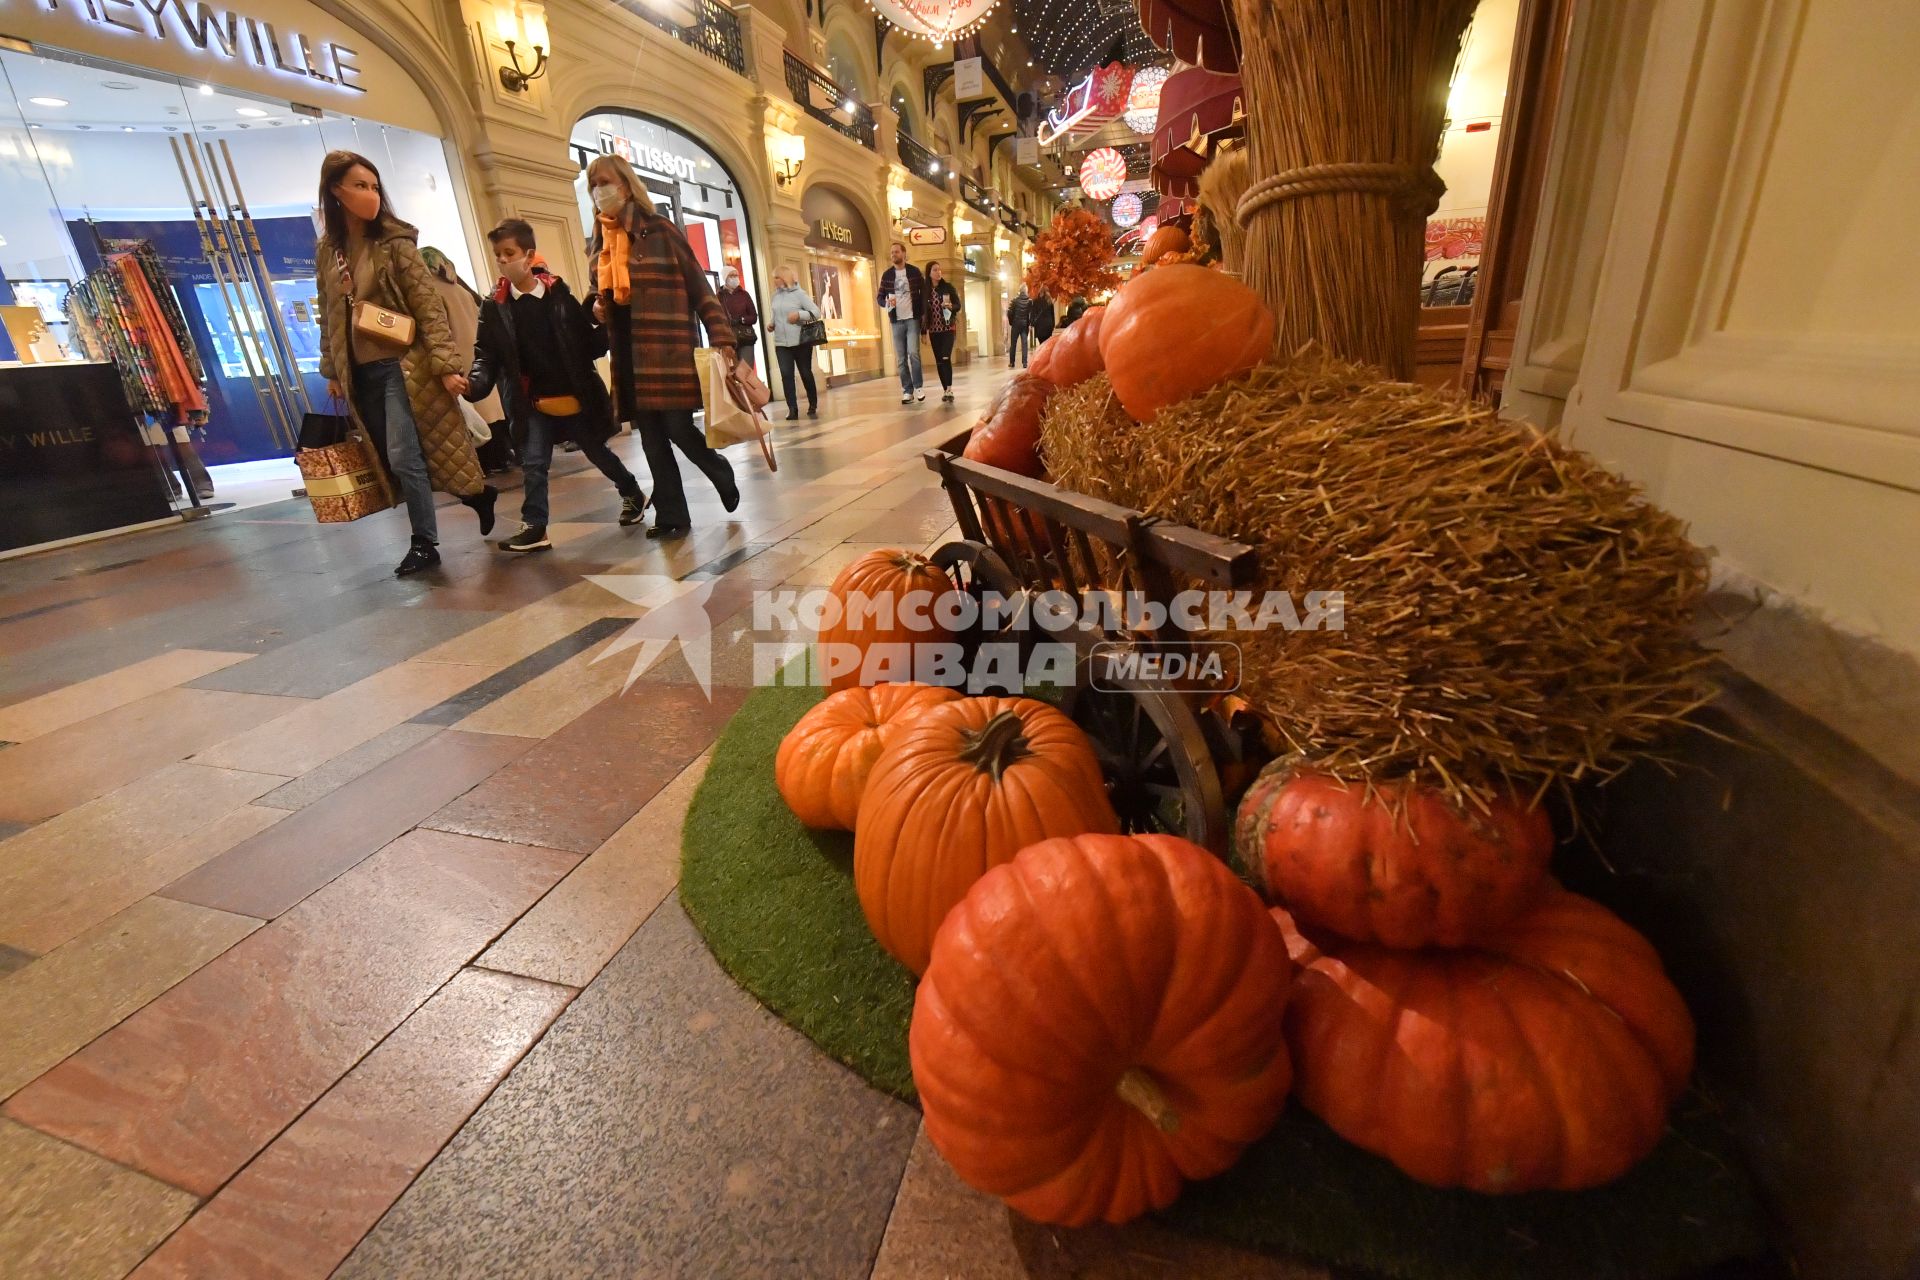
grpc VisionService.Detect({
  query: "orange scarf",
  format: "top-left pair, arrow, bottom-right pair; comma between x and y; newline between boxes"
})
596,212 -> 632,305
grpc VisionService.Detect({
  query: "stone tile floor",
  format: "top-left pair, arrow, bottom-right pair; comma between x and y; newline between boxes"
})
0,366 -> 1319,1279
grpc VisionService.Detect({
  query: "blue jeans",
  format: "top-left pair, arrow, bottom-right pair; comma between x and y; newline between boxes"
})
519,410 -> 640,529
1008,330 -> 1029,368
352,357 -> 436,542
891,316 -> 923,394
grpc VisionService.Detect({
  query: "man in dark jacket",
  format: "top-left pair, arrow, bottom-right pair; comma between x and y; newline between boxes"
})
1006,286 -> 1032,368
467,219 -> 645,553
876,240 -> 927,404
1063,295 -> 1090,327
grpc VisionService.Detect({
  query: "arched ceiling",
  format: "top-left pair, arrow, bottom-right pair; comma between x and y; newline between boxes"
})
1008,0 -> 1156,78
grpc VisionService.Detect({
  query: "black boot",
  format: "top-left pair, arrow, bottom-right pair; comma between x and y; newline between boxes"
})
395,535 -> 440,576
461,484 -> 499,537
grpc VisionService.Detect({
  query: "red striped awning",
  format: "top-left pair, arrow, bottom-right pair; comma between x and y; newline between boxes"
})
1136,0 -> 1239,74
1150,66 -> 1244,197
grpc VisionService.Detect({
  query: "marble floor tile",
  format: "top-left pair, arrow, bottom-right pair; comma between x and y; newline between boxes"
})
870,1128 -> 1328,1280
253,722 -> 442,811
335,898 -> 917,1280
188,608 -> 497,698
449,638 -> 632,739
427,683 -> 745,854
0,895 -> 260,1100
130,968 -> 573,1280
0,686 -> 302,824
411,617 -> 629,726
0,818 -> 33,841
0,762 -> 283,948
1,803 -> 285,954
409,603 -> 613,667
0,943 -> 32,976
191,660 -> 490,778
479,752 -> 709,987
165,729 -> 536,920
4,828 -> 579,1197
0,649 -> 251,742
0,1118 -> 197,1280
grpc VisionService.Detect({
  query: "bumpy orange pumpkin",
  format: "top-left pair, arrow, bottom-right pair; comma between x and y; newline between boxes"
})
1028,335 -> 1060,380
775,683 -> 963,830
962,373 -> 1054,477
1099,264 -> 1274,420
1038,304 -> 1106,387
817,550 -> 961,692
855,696 -> 1119,974
1233,762 -> 1553,947
1279,888 -> 1695,1193
1140,223 -> 1192,266
913,833 -> 1295,1225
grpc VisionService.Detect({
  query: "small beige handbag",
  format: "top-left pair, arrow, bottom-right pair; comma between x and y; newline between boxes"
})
337,250 -> 414,352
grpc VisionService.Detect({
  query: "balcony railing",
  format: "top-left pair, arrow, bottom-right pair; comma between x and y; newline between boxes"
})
897,131 -> 946,186
614,0 -> 745,76
959,175 -> 995,216
784,51 -> 877,150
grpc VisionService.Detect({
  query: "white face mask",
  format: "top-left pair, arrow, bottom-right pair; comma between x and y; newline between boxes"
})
590,184 -> 625,214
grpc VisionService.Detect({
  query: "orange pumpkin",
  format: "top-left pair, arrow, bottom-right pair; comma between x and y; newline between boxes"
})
1098,264 -> 1274,420
817,550 -> 961,692
775,683 -> 964,830
1028,335 -> 1060,380
912,833 -> 1294,1226
854,696 -> 1119,974
962,374 -> 1054,477
1279,888 -> 1695,1193
1038,305 -> 1106,387
1140,223 -> 1192,266
1233,762 -> 1553,947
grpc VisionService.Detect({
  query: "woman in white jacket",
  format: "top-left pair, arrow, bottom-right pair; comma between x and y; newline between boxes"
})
767,265 -> 823,421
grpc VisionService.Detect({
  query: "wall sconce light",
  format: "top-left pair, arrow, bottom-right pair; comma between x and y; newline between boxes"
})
770,129 -> 806,188
887,185 -> 914,221
494,1 -> 549,93
992,230 -> 1011,254
953,214 -> 972,237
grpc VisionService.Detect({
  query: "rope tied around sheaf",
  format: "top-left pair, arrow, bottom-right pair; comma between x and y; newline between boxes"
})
1236,162 -> 1446,227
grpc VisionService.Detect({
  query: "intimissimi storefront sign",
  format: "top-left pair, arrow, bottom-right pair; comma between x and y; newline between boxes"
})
15,0 -> 367,93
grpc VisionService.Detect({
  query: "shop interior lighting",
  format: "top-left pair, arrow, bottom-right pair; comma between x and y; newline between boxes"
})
236,106 -> 267,117
198,83 -> 213,96
28,96 -> 68,108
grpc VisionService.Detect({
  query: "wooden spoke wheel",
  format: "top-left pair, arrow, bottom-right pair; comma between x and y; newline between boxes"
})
930,540 -> 1026,693
1058,660 -> 1230,853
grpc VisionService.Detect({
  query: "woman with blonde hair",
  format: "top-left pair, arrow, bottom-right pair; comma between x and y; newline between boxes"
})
315,149 -> 495,576
767,264 -> 822,421
585,153 -> 739,540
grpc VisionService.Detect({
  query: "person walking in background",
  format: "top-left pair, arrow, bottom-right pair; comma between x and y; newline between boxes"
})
422,246 -> 513,475
586,153 -> 740,541
768,264 -> 822,421
718,266 -> 760,372
1006,285 -> 1032,368
925,261 -> 962,403
315,149 -> 496,577
467,219 -> 646,554
1063,295 -> 1090,327
1029,288 -> 1056,351
877,240 -> 926,405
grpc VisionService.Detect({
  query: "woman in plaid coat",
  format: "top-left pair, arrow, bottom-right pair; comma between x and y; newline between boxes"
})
586,154 -> 739,540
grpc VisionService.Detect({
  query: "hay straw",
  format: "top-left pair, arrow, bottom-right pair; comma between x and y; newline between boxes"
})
1197,145 -> 1252,275
1231,0 -> 1478,377
1039,353 -> 1713,810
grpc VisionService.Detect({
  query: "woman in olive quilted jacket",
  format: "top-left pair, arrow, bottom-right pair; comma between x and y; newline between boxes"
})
315,149 -> 496,576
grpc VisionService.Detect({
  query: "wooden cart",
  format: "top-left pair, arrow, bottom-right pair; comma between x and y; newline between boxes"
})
924,428 -> 1263,853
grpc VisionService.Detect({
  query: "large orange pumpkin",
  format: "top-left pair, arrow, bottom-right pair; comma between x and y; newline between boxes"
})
962,373 -> 1054,477
854,696 -> 1119,974
1038,304 -> 1106,388
1139,223 -> 1192,266
1279,888 -> 1695,1193
912,833 -> 1295,1225
817,550 -> 961,692
775,683 -> 963,830
1028,335 -> 1060,380
1233,762 -> 1553,947
1098,264 -> 1274,420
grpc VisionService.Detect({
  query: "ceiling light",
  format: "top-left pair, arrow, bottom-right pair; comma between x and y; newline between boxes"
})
122,125 -> 135,132
102,80 -> 138,91
236,106 -> 267,117
28,96 -> 68,107
199,83 -> 213,95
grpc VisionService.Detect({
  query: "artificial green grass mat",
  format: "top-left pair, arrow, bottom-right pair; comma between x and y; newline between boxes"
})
681,684 -> 1770,1280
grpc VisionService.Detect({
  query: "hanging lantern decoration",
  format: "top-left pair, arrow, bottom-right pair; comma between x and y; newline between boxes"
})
1111,192 -> 1144,228
862,0 -> 998,43
1079,147 -> 1128,201
1124,66 -> 1170,135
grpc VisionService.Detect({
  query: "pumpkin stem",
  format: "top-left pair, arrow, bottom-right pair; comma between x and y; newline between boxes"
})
1115,1067 -> 1180,1133
958,710 -> 1033,782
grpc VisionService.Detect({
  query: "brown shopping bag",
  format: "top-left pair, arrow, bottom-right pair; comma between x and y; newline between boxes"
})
297,435 -> 393,523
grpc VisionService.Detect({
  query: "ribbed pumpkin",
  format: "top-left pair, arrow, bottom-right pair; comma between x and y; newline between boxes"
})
963,373 -> 1054,477
1279,888 -> 1695,1194
1233,761 -> 1553,947
1029,335 -> 1060,380
817,549 -> 961,692
1099,264 -> 1274,420
854,696 -> 1119,974
775,683 -> 963,830
1140,222 -> 1192,267
1037,305 -> 1106,388
913,833 -> 1295,1225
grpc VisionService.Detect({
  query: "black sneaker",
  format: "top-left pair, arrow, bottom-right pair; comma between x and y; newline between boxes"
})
807,406 -> 818,419
395,536 -> 440,576
498,524 -> 551,553
646,522 -> 691,540
785,409 -> 799,421
718,467 -> 741,513
461,484 -> 499,537
618,494 -> 647,526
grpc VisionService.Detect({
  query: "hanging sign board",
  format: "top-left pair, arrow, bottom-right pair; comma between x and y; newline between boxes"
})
905,225 -> 948,246
954,56 -> 984,98
1015,137 -> 1039,166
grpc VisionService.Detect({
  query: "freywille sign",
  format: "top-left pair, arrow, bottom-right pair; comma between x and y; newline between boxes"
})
22,0 -> 366,93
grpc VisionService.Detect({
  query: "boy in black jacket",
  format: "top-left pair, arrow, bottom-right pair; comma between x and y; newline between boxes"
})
466,219 -> 645,553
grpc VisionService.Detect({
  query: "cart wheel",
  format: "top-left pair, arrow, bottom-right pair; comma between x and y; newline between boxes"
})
1059,671 -> 1230,854
931,540 -> 1025,691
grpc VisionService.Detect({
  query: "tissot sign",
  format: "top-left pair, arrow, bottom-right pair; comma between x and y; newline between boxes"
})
16,0 -> 366,92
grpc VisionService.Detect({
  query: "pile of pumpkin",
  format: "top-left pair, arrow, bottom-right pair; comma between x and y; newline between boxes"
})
772,560 -> 1697,1229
